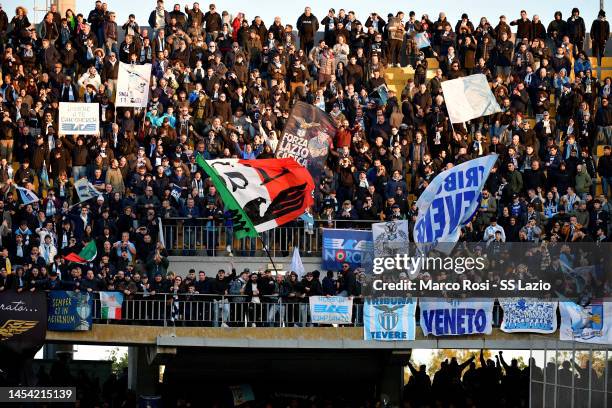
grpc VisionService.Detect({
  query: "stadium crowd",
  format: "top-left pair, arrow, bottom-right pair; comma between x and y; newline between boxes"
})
0,2 -> 609,299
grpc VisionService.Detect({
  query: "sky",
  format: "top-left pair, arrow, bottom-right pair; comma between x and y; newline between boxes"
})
4,0 -> 605,31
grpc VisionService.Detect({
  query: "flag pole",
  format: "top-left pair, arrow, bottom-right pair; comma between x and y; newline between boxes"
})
67,195 -> 97,210
258,234 -> 280,275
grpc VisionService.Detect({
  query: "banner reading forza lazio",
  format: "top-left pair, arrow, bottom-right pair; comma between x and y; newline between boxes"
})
499,298 -> 558,334
275,101 -> 336,186
197,157 -> 314,239
322,228 -> 373,270
48,291 -> 93,331
364,298 -> 416,341
420,299 -> 494,336
0,292 -> 47,358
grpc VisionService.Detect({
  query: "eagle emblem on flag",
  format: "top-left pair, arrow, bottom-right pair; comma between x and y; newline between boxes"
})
375,304 -> 404,331
0,320 -> 38,340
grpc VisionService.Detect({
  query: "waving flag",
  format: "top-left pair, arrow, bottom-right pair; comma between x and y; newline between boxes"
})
441,74 -> 501,123
290,247 -> 305,278
16,186 -> 39,204
196,156 -> 314,239
414,155 -> 498,247
64,240 -> 98,264
74,178 -> 101,203
415,33 -> 431,49
116,62 -> 152,107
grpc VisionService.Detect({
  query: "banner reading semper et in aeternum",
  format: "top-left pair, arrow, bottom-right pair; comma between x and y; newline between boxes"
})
47,291 -> 93,331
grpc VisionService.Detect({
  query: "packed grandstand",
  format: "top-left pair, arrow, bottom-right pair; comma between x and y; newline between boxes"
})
0,1 -> 610,407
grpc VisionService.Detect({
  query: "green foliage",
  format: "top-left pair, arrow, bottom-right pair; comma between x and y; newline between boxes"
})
107,347 -> 128,375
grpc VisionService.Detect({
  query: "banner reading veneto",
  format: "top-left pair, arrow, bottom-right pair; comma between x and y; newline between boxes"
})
419,298 -> 494,336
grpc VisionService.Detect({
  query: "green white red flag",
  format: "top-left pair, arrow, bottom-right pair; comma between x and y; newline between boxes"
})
100,291 -> 124,320
64,240 -> 97,264
196,156 -> 315,239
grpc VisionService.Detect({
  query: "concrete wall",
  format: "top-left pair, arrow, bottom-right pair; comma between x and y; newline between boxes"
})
167,255 -> 322,276
46,324 -> 611,351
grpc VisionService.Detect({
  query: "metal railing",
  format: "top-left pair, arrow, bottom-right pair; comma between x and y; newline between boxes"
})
529,348 -> 611,408
161,219 -> 379,257
87,293 -> 505,328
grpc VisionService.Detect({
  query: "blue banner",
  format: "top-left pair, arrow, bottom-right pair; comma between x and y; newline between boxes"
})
413,155 -> 497,250
47,291 -> 93,331
560,300 -> 612,344
419,298 -> 494,336
322,228 -> 373,270
364,298 -> 416,341
500,298 -> 557,334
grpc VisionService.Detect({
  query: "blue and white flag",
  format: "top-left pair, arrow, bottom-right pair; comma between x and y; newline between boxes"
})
441,74 -> 501,123
420,298 -> 494,336
559,300 -> 612,345
170,185 -> 182,201
364,298 -> 417,341
500,298 -> 558,334
16,186 -> 39,204
309,296 -> 353,324
415,33 -> 431,49
74,178 -> 101,203
413,155 -> 498,249
158,217 -> 166,247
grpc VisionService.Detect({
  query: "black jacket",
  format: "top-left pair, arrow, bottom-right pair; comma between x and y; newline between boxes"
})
591,18 -> 611,42
296,13 -> 319,38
